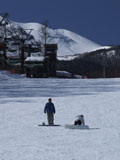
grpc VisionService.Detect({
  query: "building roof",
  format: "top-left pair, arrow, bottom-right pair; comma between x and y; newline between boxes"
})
25,56 -> 45,62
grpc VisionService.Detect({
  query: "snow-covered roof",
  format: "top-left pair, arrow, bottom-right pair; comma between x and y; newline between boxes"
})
57,55 -> 79,61
25,56 -> 44,62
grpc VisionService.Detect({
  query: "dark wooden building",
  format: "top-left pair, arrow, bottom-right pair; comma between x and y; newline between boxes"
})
24,44 -> 58,78
25,56 -> 47,78
0,42 -> 7,69
45,44 -> 58,77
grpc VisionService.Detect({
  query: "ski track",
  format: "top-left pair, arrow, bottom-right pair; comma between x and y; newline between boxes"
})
0,71 -> 120,160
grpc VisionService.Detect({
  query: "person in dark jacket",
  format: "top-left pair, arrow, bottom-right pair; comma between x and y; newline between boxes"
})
44,98 -> 56,125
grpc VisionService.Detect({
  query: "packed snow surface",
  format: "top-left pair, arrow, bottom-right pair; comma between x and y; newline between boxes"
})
0,71 -> 120,160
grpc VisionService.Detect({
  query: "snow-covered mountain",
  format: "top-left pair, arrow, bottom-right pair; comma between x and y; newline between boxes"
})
12,21 -> 101,56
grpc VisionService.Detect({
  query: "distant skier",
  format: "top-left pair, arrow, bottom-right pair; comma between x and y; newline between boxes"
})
44,98 -> 56,125
74,115 -> 85,125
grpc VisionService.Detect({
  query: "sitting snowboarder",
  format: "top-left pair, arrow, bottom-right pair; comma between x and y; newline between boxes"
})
74,115 -> 85,125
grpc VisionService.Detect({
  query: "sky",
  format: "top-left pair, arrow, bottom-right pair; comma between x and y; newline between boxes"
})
1,0 -> 120,46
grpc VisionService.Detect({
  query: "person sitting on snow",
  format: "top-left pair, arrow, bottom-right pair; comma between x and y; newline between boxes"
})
74,115 -> 85,125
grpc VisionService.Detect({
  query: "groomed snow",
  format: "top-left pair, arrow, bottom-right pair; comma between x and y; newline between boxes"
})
0,71 -> 120,160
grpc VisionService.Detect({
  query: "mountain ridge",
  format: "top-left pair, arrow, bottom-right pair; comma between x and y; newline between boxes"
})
16,21 -> 101,56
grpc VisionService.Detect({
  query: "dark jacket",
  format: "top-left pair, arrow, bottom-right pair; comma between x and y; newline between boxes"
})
44,102 -> 56,114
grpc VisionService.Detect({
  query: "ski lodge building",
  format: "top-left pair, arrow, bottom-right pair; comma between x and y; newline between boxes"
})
25,44 -> 58,78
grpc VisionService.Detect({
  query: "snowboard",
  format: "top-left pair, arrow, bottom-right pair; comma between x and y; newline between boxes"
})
65,124 -> 89,130
38,123 -> 60,127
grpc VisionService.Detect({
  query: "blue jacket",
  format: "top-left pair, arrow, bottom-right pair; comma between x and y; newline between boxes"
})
44,102 -> 56,114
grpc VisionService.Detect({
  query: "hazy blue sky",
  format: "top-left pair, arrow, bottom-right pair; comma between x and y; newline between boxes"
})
1,0 -> 120,45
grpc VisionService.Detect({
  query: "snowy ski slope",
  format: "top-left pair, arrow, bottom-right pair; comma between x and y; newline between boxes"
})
0,71 -> 120,160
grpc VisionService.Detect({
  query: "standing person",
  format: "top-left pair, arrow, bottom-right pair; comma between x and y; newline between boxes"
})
44,98 -> 56,125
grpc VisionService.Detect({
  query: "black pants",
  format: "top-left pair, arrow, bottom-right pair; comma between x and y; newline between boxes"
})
74,120 -> 82,125
47,113 -> 54,125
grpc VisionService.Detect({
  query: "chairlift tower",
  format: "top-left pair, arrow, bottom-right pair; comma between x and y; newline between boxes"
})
102,52 -> 106,78
0,12 -> 9,59
11,28 -> 33,74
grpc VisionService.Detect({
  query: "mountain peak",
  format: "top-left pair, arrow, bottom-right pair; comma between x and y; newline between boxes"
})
0,19 -> 101,57
17,21 -> 101,56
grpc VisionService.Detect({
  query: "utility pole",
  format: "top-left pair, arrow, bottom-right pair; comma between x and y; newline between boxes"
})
28,44 -> 31,57
103,62 -> 106,78
20,39 -> 25,74
103,52 -> 106,78
41,20 -> 49,55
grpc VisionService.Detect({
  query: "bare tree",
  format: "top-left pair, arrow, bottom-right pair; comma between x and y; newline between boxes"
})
41,20 -> 49,45
40,20 -> 52,54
